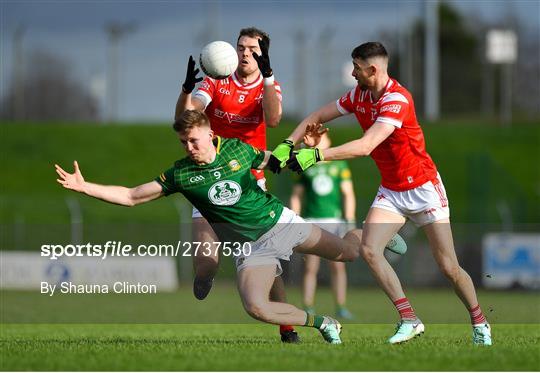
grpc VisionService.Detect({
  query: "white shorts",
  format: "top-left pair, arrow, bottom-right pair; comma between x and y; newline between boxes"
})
305,218 -> 346,237
192,178 -> 267,218
371,173 -> 450,227
234,207 -> 313,276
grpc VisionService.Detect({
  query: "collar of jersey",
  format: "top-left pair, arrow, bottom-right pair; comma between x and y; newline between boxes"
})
232,71 -> 263,89
212,135 -> 222,154
189,136 -> 222,168
361,78 -> 394,103
374,78 -> 394,103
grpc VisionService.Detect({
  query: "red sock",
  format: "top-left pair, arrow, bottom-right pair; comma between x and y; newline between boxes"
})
393,297 -> 417,321
280,325 -> 294,333
469,305 -> 487,325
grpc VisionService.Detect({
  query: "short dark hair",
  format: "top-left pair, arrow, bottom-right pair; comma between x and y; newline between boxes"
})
173,110 -> 210,134
351,42 -> 388,60
237,27 -> 270,48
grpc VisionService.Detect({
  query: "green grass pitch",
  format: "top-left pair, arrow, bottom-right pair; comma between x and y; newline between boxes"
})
1,324 -> 539,371
1,286 -> 539,371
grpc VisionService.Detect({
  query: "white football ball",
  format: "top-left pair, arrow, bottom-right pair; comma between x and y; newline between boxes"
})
199,41 -> 238,80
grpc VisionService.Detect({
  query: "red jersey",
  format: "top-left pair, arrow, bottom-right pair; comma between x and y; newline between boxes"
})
336,78 -> 438,191
194,72 -> 282,151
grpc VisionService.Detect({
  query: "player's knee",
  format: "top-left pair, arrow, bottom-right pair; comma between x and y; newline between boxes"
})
439,261 -> 461,282
360,243 -> 381,264
243,299 -> 269,322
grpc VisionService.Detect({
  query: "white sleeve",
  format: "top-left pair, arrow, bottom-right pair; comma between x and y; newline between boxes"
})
336,99 -> 350,115
193,90 -> 212,109
375,116 -> 403,128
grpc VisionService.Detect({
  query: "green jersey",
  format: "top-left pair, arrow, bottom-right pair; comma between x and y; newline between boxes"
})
297,160 -> 352,219
155,137 -> 283,242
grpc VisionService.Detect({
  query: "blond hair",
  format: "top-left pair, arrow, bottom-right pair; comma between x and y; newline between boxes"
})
173,110 -> 210,134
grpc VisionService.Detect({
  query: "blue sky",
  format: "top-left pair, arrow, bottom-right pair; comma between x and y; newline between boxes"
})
1,0 -> 539,121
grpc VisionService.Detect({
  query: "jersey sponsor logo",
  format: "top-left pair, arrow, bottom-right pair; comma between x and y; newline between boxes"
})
213,108 -> 259,124
312,174 -> 333,196
228,159 -> 241,171
218,88 -> 231,95
380,104 -> 402,114
208,180 -> 242,206
189,175 -> 205,183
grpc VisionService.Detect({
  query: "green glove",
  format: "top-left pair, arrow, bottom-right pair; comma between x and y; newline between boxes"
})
268,140 -> 294,174
286,148 -> 324,173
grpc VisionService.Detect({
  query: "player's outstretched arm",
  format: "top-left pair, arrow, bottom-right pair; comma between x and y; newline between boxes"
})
322,121 -> 396,161
175,56 -> 205,120
267,101 -> 341,174
55,161 -> 164,207
288,101 -> 343,145
286,121 -> 396,173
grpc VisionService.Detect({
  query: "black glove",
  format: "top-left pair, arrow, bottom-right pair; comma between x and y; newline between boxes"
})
182,55 -> 203,94
267,139 -> 294,174
252,39 -> 273,78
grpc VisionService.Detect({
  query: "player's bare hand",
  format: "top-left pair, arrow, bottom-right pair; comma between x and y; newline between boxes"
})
55,161 -> 86,193
303,123 -> 328,147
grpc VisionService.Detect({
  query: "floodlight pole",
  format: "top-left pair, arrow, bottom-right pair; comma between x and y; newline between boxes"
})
196,1 -> 221,45
318,26 -> 335,106
424,0 -> 440,122
13,25 -> 25,121
105,22 -> 137,123
485,29 -> 517,127
501,63 -> 512,126
293,29 -> 307,118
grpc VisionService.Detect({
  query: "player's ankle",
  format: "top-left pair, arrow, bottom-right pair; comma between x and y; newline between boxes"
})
304,313 -> 325,329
